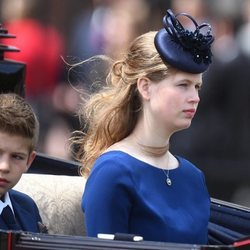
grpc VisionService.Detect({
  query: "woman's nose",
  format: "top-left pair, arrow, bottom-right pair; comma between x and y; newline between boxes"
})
188,89 -> 200,104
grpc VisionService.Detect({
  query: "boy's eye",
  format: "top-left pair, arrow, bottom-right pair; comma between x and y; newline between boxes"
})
12,154 -> 24,160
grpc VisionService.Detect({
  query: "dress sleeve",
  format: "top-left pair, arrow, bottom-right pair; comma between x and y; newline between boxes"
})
82,158 -> 135,237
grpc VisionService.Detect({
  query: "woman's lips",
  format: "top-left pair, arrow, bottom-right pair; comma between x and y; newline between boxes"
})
183,109 -> 196,118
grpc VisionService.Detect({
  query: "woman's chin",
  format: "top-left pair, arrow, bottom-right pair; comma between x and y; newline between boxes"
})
175,121 -> 192,131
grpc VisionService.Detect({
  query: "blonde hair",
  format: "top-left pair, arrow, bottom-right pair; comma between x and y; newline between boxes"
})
74,31 -> 172,176
0,93 -> 39,152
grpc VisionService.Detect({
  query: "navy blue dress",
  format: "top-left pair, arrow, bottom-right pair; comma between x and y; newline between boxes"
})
82,151 -> 210,244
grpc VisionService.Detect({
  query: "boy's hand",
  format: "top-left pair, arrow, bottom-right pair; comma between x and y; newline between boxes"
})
37,221 -> 48,234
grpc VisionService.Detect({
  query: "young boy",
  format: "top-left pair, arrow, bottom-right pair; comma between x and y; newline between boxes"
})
0,93 -> 47,233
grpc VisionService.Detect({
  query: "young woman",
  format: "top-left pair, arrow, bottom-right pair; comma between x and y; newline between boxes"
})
75,9 -> 214,244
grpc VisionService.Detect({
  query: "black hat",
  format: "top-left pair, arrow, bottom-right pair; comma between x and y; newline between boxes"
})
154,9 -> 214,73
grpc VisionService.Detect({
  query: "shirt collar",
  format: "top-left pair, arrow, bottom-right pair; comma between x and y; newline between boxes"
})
0,192 -> 14,214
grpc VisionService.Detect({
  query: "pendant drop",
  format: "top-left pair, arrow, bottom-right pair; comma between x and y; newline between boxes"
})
166,177 -> 172,186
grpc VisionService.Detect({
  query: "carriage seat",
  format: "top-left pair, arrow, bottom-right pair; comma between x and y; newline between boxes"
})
14,173 -> 86,236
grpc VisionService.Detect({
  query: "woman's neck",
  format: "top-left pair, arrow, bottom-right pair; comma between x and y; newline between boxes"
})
135,141 -> 169,157
132,114 -> 172,149
127,130 -> 170,158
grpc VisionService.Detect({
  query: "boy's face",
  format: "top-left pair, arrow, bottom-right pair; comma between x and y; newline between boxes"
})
0,131 -> 36,198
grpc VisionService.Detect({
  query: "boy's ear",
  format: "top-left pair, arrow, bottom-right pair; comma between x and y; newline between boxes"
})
137,77 -> 151,101
26,151 -> 36,172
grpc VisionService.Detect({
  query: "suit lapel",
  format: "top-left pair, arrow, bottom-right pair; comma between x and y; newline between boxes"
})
10,194 -> 39,232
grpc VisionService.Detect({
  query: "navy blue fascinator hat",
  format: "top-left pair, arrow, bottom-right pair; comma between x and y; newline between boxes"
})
155,9 -> 214,73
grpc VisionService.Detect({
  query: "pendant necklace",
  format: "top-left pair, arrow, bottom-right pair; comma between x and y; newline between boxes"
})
162,169 -> 172,186
162,152 -> 172,186
133,137 -> 172,186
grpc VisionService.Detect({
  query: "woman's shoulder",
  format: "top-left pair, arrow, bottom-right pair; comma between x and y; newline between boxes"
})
175,155 -> 203,174
92,150 -> 135,173
97,150 -> 133,163
88,151 -> 138,186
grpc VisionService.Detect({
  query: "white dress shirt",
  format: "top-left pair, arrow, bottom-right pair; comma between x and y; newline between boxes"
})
0,192 -> 15,215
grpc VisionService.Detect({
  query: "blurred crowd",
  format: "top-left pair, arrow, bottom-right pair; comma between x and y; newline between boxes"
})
0,0 -> 250,204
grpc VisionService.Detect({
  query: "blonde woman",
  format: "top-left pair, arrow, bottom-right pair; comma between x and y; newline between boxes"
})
75,9 -> 214,244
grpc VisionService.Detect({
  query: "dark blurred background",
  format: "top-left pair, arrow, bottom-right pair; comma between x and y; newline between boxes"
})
0,0 -> 249,206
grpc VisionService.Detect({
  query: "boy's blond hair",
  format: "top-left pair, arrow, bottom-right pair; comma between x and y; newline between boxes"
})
0,93 -> 39,152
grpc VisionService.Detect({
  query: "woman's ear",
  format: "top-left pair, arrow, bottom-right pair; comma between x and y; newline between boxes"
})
137,77 -> 151,101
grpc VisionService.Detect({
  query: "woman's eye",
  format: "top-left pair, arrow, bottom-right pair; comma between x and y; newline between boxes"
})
196,84 -> 202,90
178,83 -> 188,87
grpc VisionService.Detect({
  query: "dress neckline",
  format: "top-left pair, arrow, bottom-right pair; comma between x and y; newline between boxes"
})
101,150 -> 181,172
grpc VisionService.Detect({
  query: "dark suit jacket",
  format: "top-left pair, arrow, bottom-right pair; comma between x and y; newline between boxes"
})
0,189 -> 44,233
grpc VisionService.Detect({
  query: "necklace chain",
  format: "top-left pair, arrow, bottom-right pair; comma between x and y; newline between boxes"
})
162,169 -> 172,186
132,138 -> 172,186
